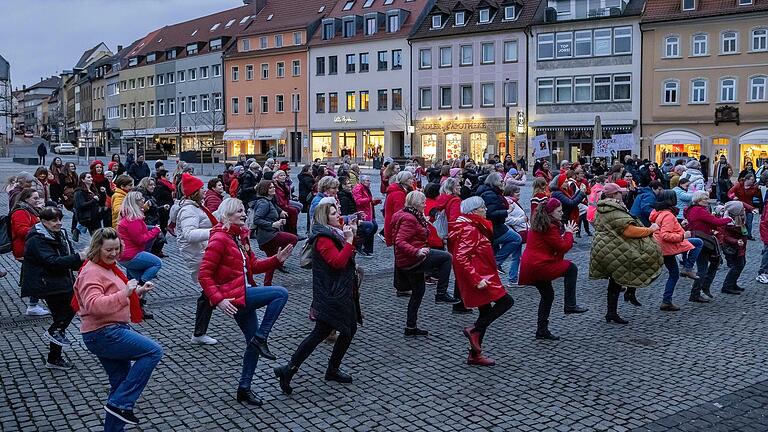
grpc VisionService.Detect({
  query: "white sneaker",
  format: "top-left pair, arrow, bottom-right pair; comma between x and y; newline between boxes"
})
756,274 -> 768,284
190,335 -> 218,345
377,233 -> 386,243
26,305 -> 50,316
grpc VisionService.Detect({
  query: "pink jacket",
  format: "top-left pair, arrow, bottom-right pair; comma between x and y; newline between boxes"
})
352,183 -> 376,222
74,261 -> 131,333
117,217 -> 160,261
586,183 -> 604,223
650,209 -> 694,256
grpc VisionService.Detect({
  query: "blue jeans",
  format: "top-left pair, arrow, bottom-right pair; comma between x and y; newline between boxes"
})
746,211 -> 755,237
494,229 -> 522,282
234,285 -> 289,390
662,256 -> 680,304
82,324 -> 163,432
120,252 -> 162,284
681,238 -> 704,269
357,220 -> 377,254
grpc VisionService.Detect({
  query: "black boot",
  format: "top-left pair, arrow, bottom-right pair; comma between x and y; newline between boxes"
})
274,363 -> 298,395
236,387 -> 263,406
605,286 -> 628,324
324,367 -> 353,383
689,286 -> 710,303
535,320 -> 559,340
249,336 -> 276,360
623,287 -> 641,307
139,297 -> 153,319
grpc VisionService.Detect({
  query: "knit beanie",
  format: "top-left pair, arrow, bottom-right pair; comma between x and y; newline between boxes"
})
545,198 -> 562,213
181,173 -> 204,197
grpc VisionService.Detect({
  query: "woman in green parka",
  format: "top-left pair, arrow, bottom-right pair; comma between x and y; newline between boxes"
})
590,183 -> 663,324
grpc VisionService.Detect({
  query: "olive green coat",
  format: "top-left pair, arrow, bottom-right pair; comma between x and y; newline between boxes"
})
589,199 -> 663,287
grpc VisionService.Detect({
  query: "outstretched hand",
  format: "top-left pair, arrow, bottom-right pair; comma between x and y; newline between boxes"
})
276,244 -> 294,263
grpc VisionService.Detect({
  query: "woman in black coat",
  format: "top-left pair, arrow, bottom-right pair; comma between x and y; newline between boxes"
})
21,207 -> 85,370
298,165 -> 316,233
153,168 -> 175,234
74,172 -> 102,235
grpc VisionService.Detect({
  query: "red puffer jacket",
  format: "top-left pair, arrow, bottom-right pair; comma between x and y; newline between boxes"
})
199,223 -> 280,307
424,197 -> 444,249
434,193 -> 462,222
384,183 -> 408,246
728,181 -> 761,212
391,209 -> 429,269
519,222 -> 574,285
11,207 -> 39,260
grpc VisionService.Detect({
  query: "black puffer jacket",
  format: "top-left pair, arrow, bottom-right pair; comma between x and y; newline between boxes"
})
21,223 -> 83,298
238,170 -> 261,206
476,184 -> 509,239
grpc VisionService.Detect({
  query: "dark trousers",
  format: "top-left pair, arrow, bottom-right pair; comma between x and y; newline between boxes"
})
42,292 -> 75,363
39,155 -> 46,165
607,278 -> 622,317
193,292 -> 214,337
101,208 -> 112,228
158,207 -> 170,234
722,253 -> 746,290
402,271 -> 425,328
409,249 -> 452,297
291,320 -> 353,372
259,232 -> 298,286
579,214 -> 592,235
471,294 -> 513,354
534,263 -> 578,329
692,250 -> 719,296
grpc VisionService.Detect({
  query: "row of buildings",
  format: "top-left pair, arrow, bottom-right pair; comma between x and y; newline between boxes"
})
14,0 -> 768,169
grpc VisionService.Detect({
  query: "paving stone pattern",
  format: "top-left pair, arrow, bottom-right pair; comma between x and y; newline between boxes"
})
0,160 -> 767,431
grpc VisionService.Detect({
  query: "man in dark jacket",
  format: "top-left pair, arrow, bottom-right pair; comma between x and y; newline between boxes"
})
238,161 -> 262,207
127,154 -> 151,184
37,142 -> 48,165
476,172 -> 522,283
630,180 -> 664,226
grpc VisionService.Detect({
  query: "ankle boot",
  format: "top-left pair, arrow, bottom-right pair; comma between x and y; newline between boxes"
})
605,287 -> 628,324
623,287 -> 642,307
535,321 -> 559,340
274,363 -> 298,395
324,367 -> 353,384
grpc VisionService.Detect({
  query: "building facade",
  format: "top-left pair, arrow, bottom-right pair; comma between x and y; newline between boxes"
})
641,0 -> 768,170
528,0 -> 644,164
410,0 -> 536,163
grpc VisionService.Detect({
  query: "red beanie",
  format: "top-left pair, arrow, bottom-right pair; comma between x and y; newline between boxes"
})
545,198 -> 562,213
615,179 -> 629,188
181,173 -> 204,197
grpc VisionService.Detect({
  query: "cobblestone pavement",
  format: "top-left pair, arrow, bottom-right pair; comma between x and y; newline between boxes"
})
1,160 -> 767,431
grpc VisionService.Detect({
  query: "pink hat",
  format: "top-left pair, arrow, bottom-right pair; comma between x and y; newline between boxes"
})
602,182 -> 627,196
544,198 -> 562,213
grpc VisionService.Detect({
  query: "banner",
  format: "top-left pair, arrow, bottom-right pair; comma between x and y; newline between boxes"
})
593,139 -> 612,157
532,134 -> 550,159
610,134 -> 635,152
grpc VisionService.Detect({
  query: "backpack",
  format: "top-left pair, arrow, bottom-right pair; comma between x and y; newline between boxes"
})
0,214 -> 12,254
432,209 -> 449,240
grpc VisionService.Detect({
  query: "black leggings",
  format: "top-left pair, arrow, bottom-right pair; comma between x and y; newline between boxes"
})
471,294 -> 513,354
42,292 -> 75,363
534,263 -> 578,326
290,320 -> 354,371
193,291 -> 214,337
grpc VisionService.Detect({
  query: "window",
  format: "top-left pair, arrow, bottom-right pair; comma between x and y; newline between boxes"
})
663,80 -> 679,104
665,36 -> 680,57
360,91 -> 369,111
201,94 -> 209,112
179,98 -> 186,114
166,49 -> 177,60
555,78 -> 572,103
276,62 -> 285,78
244,96 -> 253,114
260,36 -> 268,49
613,74 -> 631,101
614,27 -> 632,54
293,60 -> 301,76
323,22 -> 334,40
752,29 -> 768,52
157,74 -> 164,85
377,89 -> 388,111
481,83 -> 495,107
556,0 -> 571,15
128,57 -> 138,67
213,93 -> 222,111
363,0 -> 373,6
231,66 -> 239,81
346,54 -> 356,73
275,35 -> 283,48
317,93 -> 326,113
168,99 -> 175,115
722,31 -> 738,54
574,77 -> 591,102
179,70 -> 187,82
504,81 -> 518,105
720,78 -> 736,102
750,76 -> 767,101
594,76 -> 611,101
504,5 -> 516,20
460,45 -> 473,65
213,64 -> 221,77
432,15 -> 442,29
148,101 -> 155,116
440,86 -> 452,108
419,49 -> 432,69
594,29 -> 612,56
201,66 -> 209,78
346,91 -> 356,111
261,96 -> 269,113
740,0 -> 753,4
246,65 -> 254,80
158,100 -> 165,116
556,32 -> 573,59
147,52 -> 156,63
378,51 -> 388,70
503,40 -> 518,62
343,0 -> 354,11
455,11 -> 466,26
329,56 -> 338,74
419,87 -> 432,109
343,19 -> 355,38
316,57 -> 326,76
189,96 -> 197,113
538,78 -> 554,103
187,43 -> 198,55
130,79 -> 136,89
479,8 -> 490,23
387,14 -> 400,32
138,77 -> 145,88
392,88 -> 402,110
481,42 -> 495,64
575,30 -> 592,57
460,85 -> 473,108
294,31 -> 302,45
692,34 -> 708,56
263,63 -> 271,79
538,33 -> 554,60
276,95 -> 285,113
439,47 -> 452,67
121,104 -> 127,119
392,49 -> 402,69
232,98 -> 239,114
359,53 -> 369,72
366,17 -> 377,35
691,79 -> 707,103
242,39 -> 251,52
682,0 -> 695,10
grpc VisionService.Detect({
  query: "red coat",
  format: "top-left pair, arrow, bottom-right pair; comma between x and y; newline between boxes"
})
728,181 -> 760,212
384,183 -> 408,246
519,223 -> 574,285
424,198 -> 444,249
649,209 -> 694,256
761,208 -> 768,245
11,208 -> 39,260
391,209 -> 429,269
199,223 -> 280,307
274,181 -> 292,211
434,193 -> 462,222
683,204 -> 731,234
448,214 -> 507,308
203,189 -> 223,213
352,183 -> 378,222
379,168 -> 389,195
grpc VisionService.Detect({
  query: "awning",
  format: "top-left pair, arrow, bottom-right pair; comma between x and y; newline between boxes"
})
223,128 -> 286,141
740,129 -> 768,145
654,131 -> 701,145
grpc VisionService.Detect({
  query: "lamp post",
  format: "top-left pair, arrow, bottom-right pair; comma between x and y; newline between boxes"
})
292,87 -> 298,164
177,91 -> 182,156
504,78 -> 510,158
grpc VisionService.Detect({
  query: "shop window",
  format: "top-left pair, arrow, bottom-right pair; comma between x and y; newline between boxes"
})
364,130 -> 384,160
339,132 -> 356,158
470,132 -> 488,163
497,132 -> 515,159
312,132 -> 332,161
445,133 -> 462,160
713,138 -> 729,166
421,134 -> 437,161
741,144 -> 768,169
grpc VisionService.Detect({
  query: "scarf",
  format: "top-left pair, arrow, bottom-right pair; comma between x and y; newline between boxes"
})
199,202 -> 218,227
71,260 -> 143,323
403,206 -> 429,228
158,177 -> 177,192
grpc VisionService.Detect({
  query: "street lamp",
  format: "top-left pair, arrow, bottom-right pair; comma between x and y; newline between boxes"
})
292,87 -> 298,163
504,78 -> 510,158
177,91 -> 183,156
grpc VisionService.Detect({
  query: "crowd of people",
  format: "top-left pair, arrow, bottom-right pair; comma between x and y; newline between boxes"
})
3,149 -> 766,430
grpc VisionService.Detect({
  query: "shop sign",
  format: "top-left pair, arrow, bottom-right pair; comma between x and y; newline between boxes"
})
420,121 -> 487,130
516,111 -> 525,133
334,116 -> 357,124
557,41 -> 572,57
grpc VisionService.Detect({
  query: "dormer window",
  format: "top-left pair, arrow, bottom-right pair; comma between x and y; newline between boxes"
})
739,0 -> 752,4
210,38 -> 222,51
479,8 -> 491,23
682,0 -> 695,10
166,49 -> 177,59
146,53 -> 156,63
387,12 -> 400,32
365,16 -> 377,35
343,19 -> 355,37
455,11 -> 466,25
211,23 -> 220,31
187,43 -> 198,55
384,0 -> 394,4
431,15 -> 442,29
504,5 -> 517,20
323,21 -> 335,40
128,57 -> 138,67
343,0 -> 355,11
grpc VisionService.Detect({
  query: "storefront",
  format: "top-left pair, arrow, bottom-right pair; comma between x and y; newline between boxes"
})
310,129 -> 386,163
223,128 -> 287,158
534,125 -> 634,165
739,129 -> 768,169
414,118 -> 522,163
653,130 -> 701,165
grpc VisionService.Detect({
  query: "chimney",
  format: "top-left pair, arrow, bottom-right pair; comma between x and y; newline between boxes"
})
244,0 -> 266,12
40,77 -> 43,82
117,45 -> 123,52
22,85 -> 26,90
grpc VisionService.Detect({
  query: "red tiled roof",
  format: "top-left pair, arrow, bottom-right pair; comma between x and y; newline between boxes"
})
411,0 -> 537,39
642,0 -> 768,23
239,0 -> 340,36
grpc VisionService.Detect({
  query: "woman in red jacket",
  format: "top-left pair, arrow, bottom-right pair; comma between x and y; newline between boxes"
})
384,171 -> 413,246
10,188 -> 49,316
203,178 -> 224,213
684,191 -> 732,301
727,174 -> 761,239
199,198 -> 292,406
273,170 -> 299,236
449,196 -> 513,366
519,199 -> 586,340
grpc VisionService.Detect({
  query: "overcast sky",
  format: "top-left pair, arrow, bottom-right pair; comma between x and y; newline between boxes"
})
1,0 -> 240,90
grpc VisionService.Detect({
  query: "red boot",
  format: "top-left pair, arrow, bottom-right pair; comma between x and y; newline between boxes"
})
467,351 -> 496,366
463,326 -> 482,353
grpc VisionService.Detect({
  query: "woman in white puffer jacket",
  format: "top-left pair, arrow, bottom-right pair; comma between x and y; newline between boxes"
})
173,174 -> 219,345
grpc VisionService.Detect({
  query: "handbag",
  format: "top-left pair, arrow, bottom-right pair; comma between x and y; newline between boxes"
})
299,239 -> 314,268
0,214 -> 12,254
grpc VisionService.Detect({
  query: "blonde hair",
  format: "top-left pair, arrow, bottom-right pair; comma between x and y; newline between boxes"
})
219,198 -> 245,229
691,191 -> 709,204
119,191 -> 145,221
405,190 -> 426,208
317,176 -> 339,193
313,202 -> 338,227
86,227 -> 123,262
393,171 -> 413,186
137,177 -> 155,190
